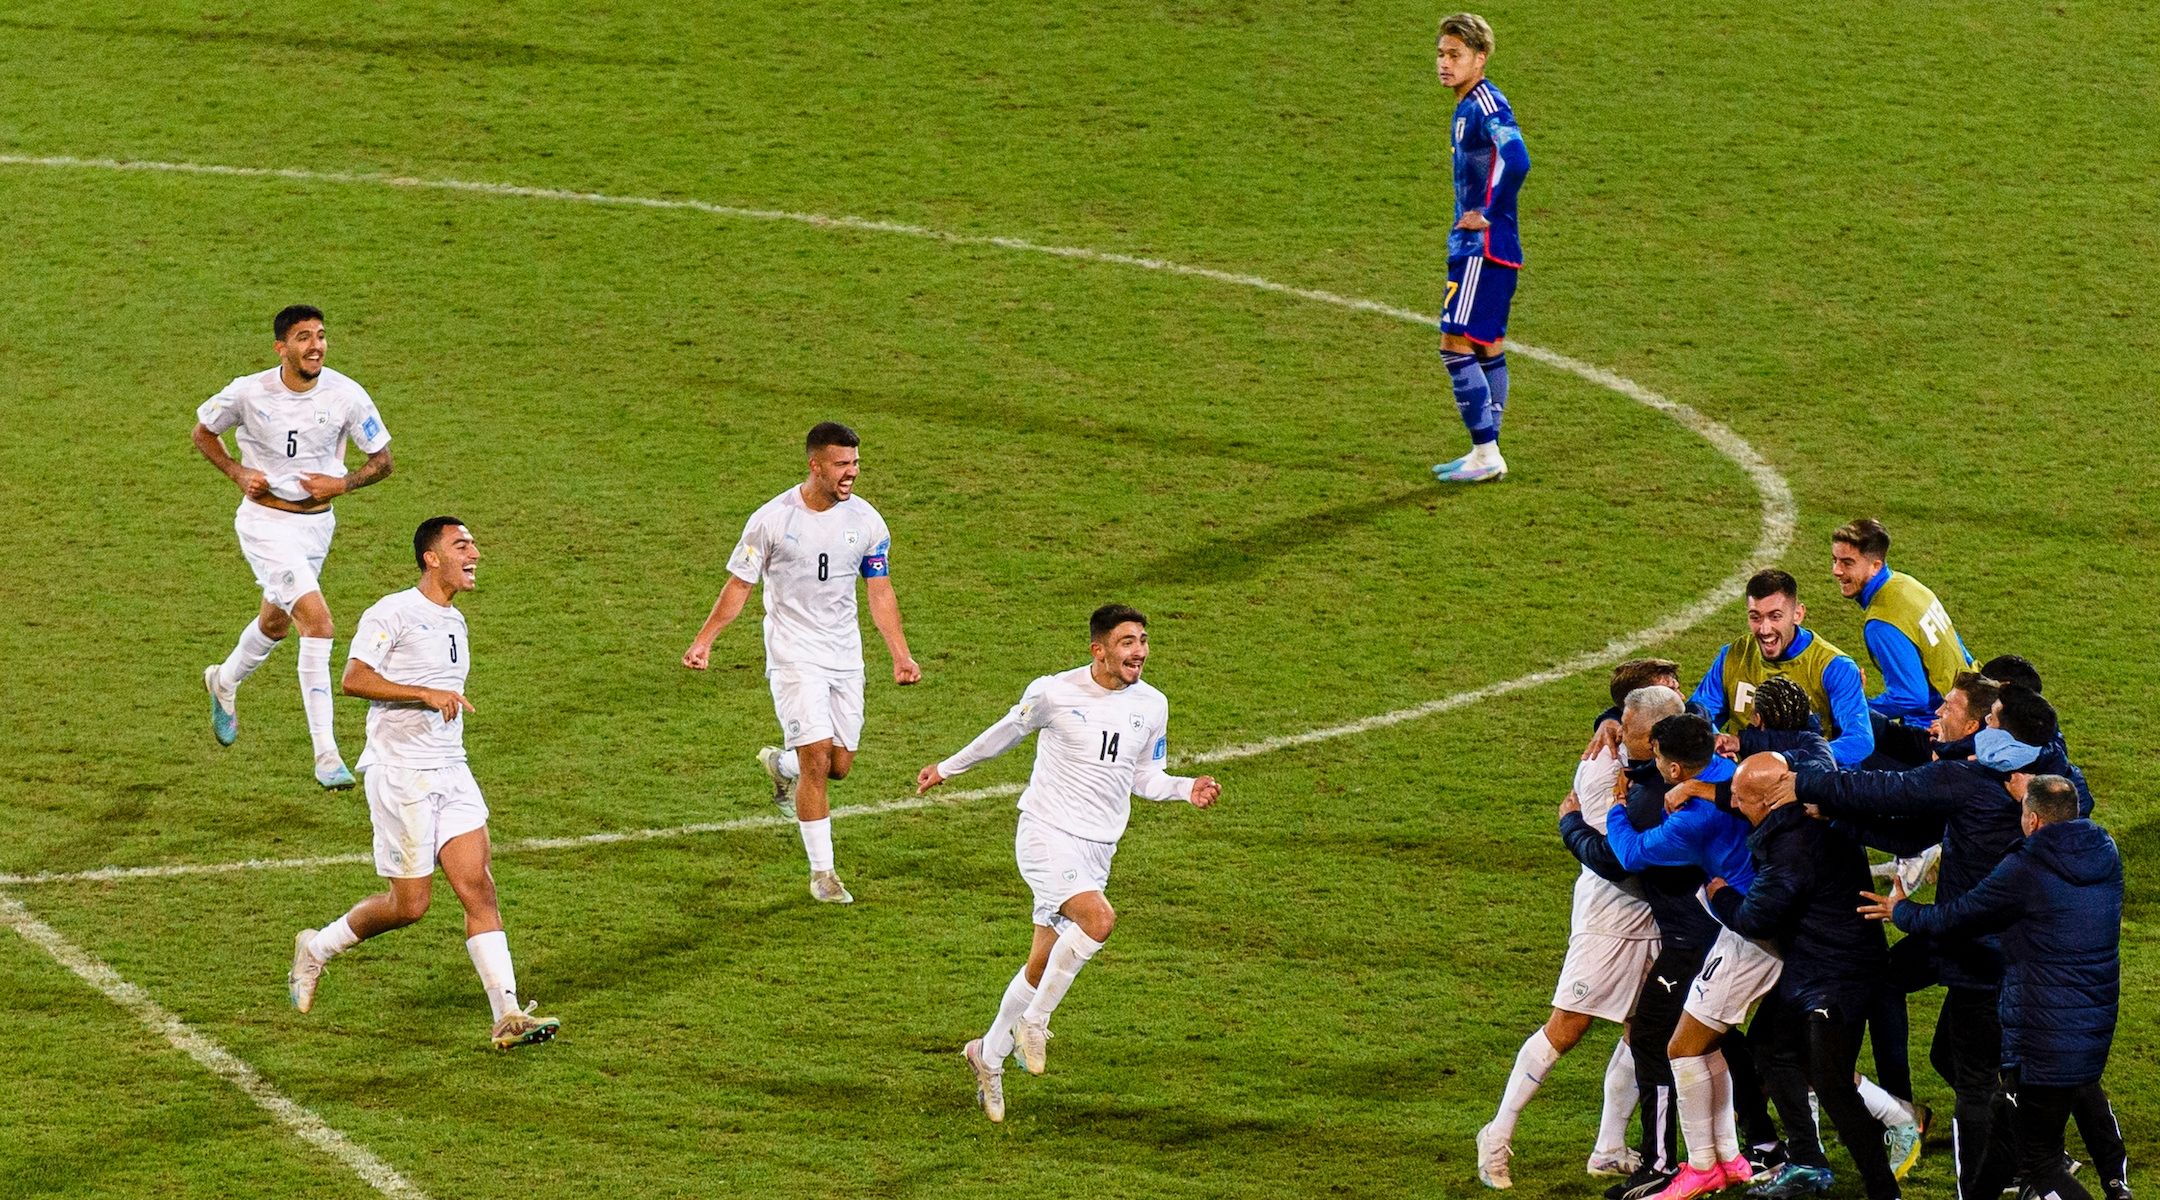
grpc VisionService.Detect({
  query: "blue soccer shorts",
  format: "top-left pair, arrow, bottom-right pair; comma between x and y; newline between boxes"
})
1440,255 -> 1518,347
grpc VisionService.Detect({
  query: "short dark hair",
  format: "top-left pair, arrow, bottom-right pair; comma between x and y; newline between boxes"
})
1089,603 -> 1148,642
2024,774 -> 2079,824
1650,713 -> 1717,771
1746,568 -> 1799,604
274,304 -> 325,341
806,422 -> 860,453
1950,670 -> 2001,720
1995,683 -> 2059,748
1610,658 -> 1681,709
1753,676 -> 1813,732
413,515 -> 467,571
1980,654 -> 2044,695
1832,518 -> 1891,559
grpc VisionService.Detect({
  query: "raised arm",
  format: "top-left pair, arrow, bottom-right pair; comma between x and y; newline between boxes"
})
1796,758 -> 1965,819
1887,855 -> 2028,938
1690,647 -> 1732,730
864,577 -> 920,685
1606,795 -> 1710,872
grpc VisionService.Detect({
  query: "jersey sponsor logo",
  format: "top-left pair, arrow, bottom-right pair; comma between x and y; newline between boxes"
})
1918,599 -> 1952,647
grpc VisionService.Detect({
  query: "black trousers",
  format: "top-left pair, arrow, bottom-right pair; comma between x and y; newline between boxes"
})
1760,994 -> 1902,1200
1932,987 -> 2004,1200
1971,1070 -> 2102,1200
2069,1083 -> 2130,1196
1630,944 -> 1706,1173
1866,931 -> 1939,1103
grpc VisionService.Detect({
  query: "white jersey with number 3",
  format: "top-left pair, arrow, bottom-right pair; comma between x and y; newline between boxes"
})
938,665 -> 1192,843
349,588 -> 471,771
728,486 -> 892,674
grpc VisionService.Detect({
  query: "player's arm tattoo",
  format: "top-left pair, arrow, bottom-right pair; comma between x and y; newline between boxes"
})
343,447 -> 396,493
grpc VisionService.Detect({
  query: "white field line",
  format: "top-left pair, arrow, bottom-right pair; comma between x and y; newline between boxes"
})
0,891 -> 430,1199
0,154 -> 1797,875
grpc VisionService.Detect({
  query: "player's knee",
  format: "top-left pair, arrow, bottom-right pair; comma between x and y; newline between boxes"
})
827,755 -> 853,780
390,891 -> 432,924
1079,906 -> 1116,942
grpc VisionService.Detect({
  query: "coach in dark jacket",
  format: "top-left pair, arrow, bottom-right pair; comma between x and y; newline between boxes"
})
1708,737 -> 1898,1200
1864,775 -> 2124,1200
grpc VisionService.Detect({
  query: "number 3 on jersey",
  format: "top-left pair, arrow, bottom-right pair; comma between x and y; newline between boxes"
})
1098,731 -> 1120,761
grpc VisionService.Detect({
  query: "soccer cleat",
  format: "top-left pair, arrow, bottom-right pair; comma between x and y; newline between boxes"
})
756,746 -> 797,818
288,929 -> 324,1013
1885,1120 -> 1923,1180
2103,1177 -> 2132,1200
1650,1163 -> 1726,1200
1017,1015 -> 1052,1076
1590,1148 -> 1645,1178
1437,459 -> 1507,483
963,1038 -> 1005,1123
1475,1122 -> 1515,1190
1720,1155 -> 1755,1188
809,869 -> 854,904
317,764 -> 356,790
490,1000 -> 560,1050
1745,1143 -> 1789,1178
1432,452 -> 1476,479
205,666 -> 239,746
1611,1167 -> 1679,1200
1747,1164 -> 1833,1199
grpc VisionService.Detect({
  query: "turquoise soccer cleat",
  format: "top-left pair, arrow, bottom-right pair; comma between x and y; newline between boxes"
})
1437,460 -> 1508,483
1431,453 -> 1475,479
204,665 -> 238,746
316,764 -> 357,790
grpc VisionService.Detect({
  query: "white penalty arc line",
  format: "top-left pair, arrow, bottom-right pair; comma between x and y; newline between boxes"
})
0,153 -> 1798,879
0,891 -> 430,1199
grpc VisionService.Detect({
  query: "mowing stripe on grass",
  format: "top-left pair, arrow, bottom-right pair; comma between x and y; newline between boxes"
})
0,153 -> 1797,882
0,892 -> 431,1198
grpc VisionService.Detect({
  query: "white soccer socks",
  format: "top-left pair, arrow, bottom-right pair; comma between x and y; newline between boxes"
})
1858,1074 -> 1914,1127
1705,1048 -> 1740,1161
297,637 -> 341,769
1021,926 -> 1103,1024
776,749 -> 801,780
1672,1053 -> 1722,1171
1491,1028 -> 1562,1142
981,966 -> 1038,1069
1598,1039 -> 1639,1154
220,618 -> 282,689
798,817 -> 835,873
307,916 -> 361,964
466,930 -> 519,1022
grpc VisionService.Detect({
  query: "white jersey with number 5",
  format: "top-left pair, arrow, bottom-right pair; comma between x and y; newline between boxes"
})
196,366 -> 391,485
728,486 -> 892,674
938,665 -> 1192,843
349,588 -> 471,771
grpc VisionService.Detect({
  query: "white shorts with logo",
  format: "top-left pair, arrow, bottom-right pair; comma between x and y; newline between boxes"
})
364,762 -> 489,879
1016,810 -> 1117,928
1552,933 -> 1661,1022
235,501 -> 335,612
1684,925 -> 1785,1031
768,665 -> 865,751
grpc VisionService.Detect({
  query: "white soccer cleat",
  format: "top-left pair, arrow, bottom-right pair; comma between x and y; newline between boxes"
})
1016,1016 -> 1052,1076
1590,1147 -> 1644,1178
756,745 -> 797,818
963,1038 -> 1006,1123
490,1000 -> 561,1050
1477,1122 -> 1515,1189
809,869 -> 854,904
288,929 -> 324,1013
205,665 -> 239,746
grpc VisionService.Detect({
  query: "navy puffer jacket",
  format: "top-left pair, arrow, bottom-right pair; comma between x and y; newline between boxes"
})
1893,819 -> 2123,1086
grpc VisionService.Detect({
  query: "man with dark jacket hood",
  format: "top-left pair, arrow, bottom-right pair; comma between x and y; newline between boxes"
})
1861,775 -> 2125,1200
1793,681 -> 2062,1200
1708,738 -> 1899,1200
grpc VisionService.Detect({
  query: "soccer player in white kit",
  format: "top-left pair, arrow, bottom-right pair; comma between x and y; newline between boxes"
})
916,604 -> 1223,1123
683,422 -> 921,904
285,518 -> 559,1050
191,305 -> 395,789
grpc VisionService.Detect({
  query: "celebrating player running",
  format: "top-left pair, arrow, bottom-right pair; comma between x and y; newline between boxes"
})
683,422 -> 921,904
918,604 -> 1221,1123
192,304 -> 394,788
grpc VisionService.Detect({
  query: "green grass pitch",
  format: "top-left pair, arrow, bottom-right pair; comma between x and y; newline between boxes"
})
2,1 -> 2156,1196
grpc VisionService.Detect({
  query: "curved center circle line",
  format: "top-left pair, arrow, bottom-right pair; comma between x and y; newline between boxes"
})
0,153 -> 1797,883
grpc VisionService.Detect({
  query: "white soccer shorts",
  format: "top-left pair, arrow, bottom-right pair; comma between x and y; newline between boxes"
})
234,501 -> 335,612
1016,810 -> 1117,928
1683,926 -> 1785,1031
768,666 -> 865,751
1552,933 -> 1661,1023
365,762 -> 489,879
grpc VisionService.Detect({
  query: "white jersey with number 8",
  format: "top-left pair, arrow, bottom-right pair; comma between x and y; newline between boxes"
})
728,486 -> 892,674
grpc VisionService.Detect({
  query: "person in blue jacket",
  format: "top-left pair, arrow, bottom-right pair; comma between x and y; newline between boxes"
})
1861,775 -> 2126,1200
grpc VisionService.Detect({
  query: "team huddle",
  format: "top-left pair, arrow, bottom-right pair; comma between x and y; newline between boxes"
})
1477,532 -> 2128,1200
189,307 -> 1219,1114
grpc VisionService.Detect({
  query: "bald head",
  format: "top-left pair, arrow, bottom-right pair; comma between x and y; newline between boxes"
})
1731,752 -> 1796,825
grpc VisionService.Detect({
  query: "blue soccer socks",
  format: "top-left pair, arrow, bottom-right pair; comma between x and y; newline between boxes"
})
1444,351 -> 1498,445
1477,352 -> 1509,437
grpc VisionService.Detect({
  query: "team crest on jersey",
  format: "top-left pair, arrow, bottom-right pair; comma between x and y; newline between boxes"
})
1571,980 -> 1590,1000
315,410 -> 329,425
1061,868 -> 1078,883
1127,712 -> 1144,731
844,530 -> 859,546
